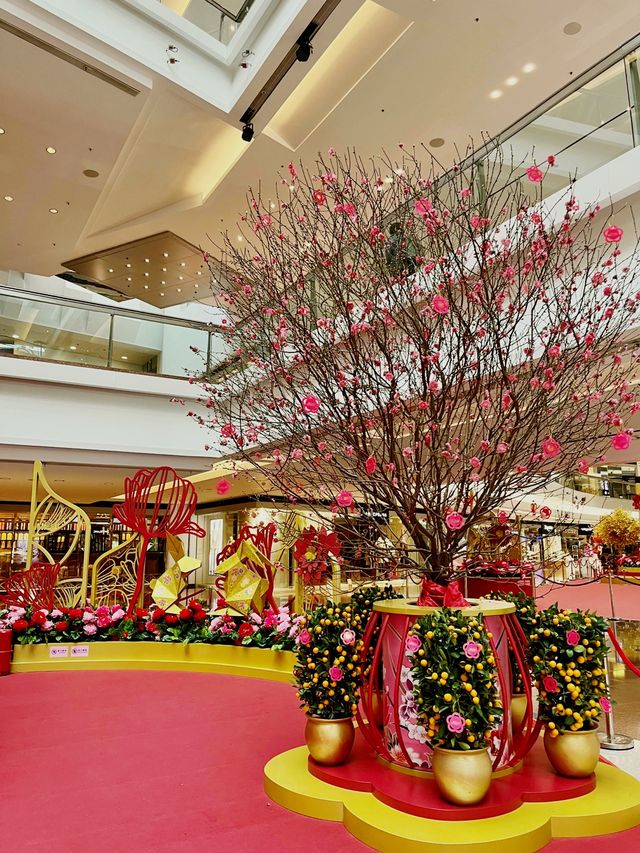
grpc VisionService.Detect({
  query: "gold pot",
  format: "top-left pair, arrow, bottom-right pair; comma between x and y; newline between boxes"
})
304,715 -> 355,766
431,746 -> 492,805
543,726 -> 600,777
510,693 -> 528,732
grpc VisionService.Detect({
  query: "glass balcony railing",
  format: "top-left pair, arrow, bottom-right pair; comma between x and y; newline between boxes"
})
157,0 -> 256,45
0,288 -> 230,379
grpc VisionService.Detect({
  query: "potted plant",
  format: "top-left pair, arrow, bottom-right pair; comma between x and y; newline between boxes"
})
293,600 -> 365,765
408,608 -> 502,805
528,605 -> 610,777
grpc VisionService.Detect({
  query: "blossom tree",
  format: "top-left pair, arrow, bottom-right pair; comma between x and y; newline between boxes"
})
194,144 -> 640,582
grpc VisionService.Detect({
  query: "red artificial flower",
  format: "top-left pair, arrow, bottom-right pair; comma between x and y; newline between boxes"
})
12,619 -> 29,633
193,610 -> 207,622
165,614 -> 179,626
293,527 -> 341,586
238,623 -> 254,638
188,599 -> 203,611
543,675 -> 559,693
365,456 -> 377,475
136,608 -> 149,619
55,621 -> 69,632
603,225 -> 623,243
216,479 -> 230,495
301,394 -> 321,415
526,165 -> 544,183
539,506 -> 552,520
30,611 -> 47,627
611,432 -> 631,451
336,489 -> 354,508
566,629 -> 580,646
151,608 -> 166,623
179,608 -> 192,621
146,622 -> 159,633
313,190 -> 326,205
69,608 -> 84,620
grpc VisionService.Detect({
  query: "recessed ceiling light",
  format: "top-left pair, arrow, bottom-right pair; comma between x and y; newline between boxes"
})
180,262 -> 186,267
108,268 -> 114,273
177,288 -> 182,293
49,208 -> 58,214
237,235 -> 243,242
0,128 -> 5,134
161,280 -> 166,284
522,62 -> 536,73
489,89 -> 503,99
505,76 -> 518,86
270,202 -> 276,209
163,252 -> 169,257
83,169 -> 100,178
160,292 -> 164,296
197,271 -> 202,275
70,345 -> 77,351
121,355 -> 128,360
127,277 -> 132,281
11,333 -> 19,339
179,275 -> 184,280
46,146 -> 56,154
144,284 -> 149,289
429,137 -> 445,148
563,22 -> 581,35
126,263 -> 131,268
144,258 -> 150,263
4,195 -> 14,202
194,283 -> 199,288
144,272 -> 149,276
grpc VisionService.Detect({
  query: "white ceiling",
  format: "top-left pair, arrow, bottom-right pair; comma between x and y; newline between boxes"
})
1,0 -> 640,302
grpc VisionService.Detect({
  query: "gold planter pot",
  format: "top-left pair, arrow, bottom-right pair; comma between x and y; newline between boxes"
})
510,693 -> 527,732
543,726 -> 600,777
304,715 -> 355,766
431,746 -> 492,805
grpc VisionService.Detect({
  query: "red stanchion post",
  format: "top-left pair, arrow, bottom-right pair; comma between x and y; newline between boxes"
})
0,629 -> 13,676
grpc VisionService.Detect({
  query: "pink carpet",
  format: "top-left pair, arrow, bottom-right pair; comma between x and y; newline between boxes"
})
535,579 -> 640,620
1,669 -> 639,852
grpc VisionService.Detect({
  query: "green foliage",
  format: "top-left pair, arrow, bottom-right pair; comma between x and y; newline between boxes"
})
528,605 -> 610,733
409,608 -> 503,750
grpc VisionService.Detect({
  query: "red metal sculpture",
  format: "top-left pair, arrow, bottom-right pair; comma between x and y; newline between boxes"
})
215,522 -> 278,612
2,562 -> 61,611
113,467 -> 205,616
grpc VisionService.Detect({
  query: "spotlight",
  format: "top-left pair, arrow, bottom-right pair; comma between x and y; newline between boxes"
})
241,122 -> 254,142
296,40 -> 312,62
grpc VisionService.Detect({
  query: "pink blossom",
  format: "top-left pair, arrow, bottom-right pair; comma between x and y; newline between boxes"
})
599,697 -> 612,713
526,165 -> 544,183
578,458 -> 590,474
414,197 -> 433,216
611,432 -> 631,451
111,608 -> 125,622
96,616 -> 111,629
329,666 -> 343,682
496,442 -> 508,454
463,641 -> 482,659
539,506 -> 552,519
603,225 -> 623,243
547,345 -> 561,358
445,511 -> 464,530
95,606 -> 110,618
365,456 -> 377,475
341,629 -> 356,646
216,479 -> 230,495
432,295 -> 450,314
83,624 -> 97,635
301,394 -> 320,414
547,155 -> 556,166
82,611 -> 97,623
405,635 -> 422,653
336,489 -> 354,508
296,629 -> 312,645
446,713 -> 465,733
469,456 -> 481,469
542,437 -> 561,458
543,675 -> 559,693
566,630 -> 580,646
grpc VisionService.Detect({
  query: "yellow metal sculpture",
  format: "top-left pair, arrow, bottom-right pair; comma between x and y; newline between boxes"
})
149,533 -> 201,612
26,461 -> 91,607
90,533 -> 142,608
215,539 -> 273,616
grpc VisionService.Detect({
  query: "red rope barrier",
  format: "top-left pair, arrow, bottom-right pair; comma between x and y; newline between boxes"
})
607,627 -> 640,678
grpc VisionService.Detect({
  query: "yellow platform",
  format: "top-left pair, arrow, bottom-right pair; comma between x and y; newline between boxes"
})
11,642 -> 295,683
264,746 -> 640,852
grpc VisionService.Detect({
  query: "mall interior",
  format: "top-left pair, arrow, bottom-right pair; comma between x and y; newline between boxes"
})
4,1 -> 640,851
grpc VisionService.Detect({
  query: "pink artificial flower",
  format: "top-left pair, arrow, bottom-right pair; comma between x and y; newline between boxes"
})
336,489 -> 354,508
446,712 -> 466,734
296,629 -> 312,645
340,629 -> 356,646
313,190 -> 326,205
365,456 -> 377,475
96,616 -> 111,629
497,510 -> 509,525
566,630 -> 580,646
83,624 -> 97,636
405,635 -> 422,653
539,506 -> 552,519
111,608 -> 125,622
547,345 -> 561,358
432,295 -> 450,315
469,456 -> 481,469
216,479 -> 230,496
603,225 -> 624,243
526,165 -> 544,183
599,697 -> 612,714
611,432 -> 631,451
329,666 -> 343,682
578,458 -> 590,474
496,442 -> 508,454
82,611 -> 97,623
463,641 -> 482,660
95,606 -> 110,618
301,394 -> 321,414
542,437 -> 561,458
414,197 -> 433,216
543,675 -> 559,693
547,155 -> 556,166
445,511 -> 464,530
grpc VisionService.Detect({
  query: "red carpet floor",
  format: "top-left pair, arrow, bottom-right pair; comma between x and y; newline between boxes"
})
1,669 -> 640,852
535,579 -> 640,620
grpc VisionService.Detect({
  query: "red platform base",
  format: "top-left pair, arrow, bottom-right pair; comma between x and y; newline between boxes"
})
309,731 -> 594,820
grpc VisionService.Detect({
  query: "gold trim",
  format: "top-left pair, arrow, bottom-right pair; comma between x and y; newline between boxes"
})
373,597 -> 516,616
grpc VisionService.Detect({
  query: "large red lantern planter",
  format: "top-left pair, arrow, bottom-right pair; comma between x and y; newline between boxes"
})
356,598 -> 539,774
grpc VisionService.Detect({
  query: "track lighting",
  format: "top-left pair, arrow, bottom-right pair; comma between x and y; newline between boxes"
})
241,122 -> 255,142
296,39 -> 312,62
